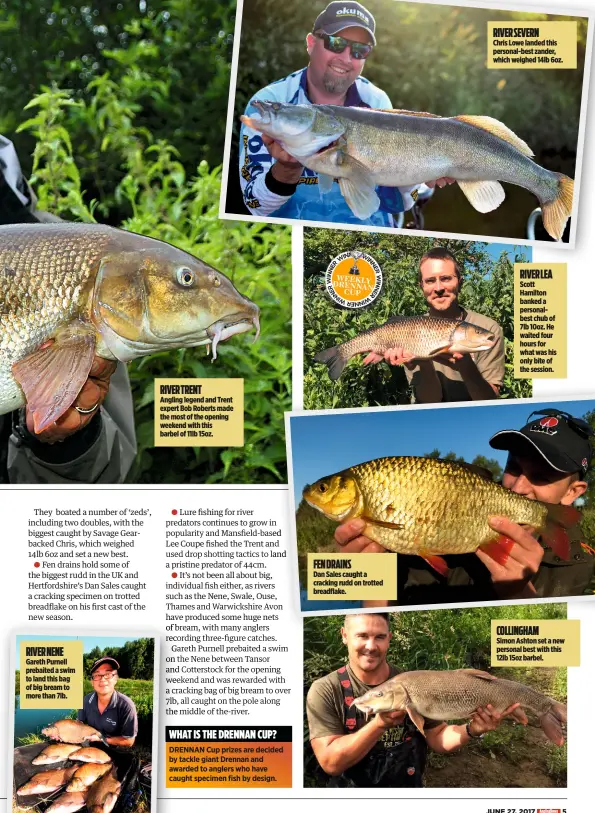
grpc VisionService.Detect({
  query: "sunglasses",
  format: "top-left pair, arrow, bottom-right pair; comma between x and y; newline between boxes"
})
314,32 -> 373,60
527,408 -> 595,440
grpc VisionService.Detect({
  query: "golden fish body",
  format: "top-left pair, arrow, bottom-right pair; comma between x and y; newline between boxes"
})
86,769 -> 121,813
46,791 -> 88,813
68,747 -> 111,763
32,743 -> 82,765
303,456 -> 548,555
42,719 -> 102,744
0,223 -> 259,431
66,761 -> 112,791
17,766 -> 78,795
314,315 -> 495,380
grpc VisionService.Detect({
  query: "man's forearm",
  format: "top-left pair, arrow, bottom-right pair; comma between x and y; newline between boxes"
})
427,723 -> 471,753
411,361 -> 443,403
105,735 -> 135,747
456,357 -> 499,400
314,719 -> 386,776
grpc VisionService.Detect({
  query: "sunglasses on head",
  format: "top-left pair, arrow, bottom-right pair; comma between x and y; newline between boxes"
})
527,408 -> 595,440
314,32 -> 373,60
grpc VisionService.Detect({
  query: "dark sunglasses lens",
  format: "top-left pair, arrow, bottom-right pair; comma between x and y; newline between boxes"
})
326,35 -> 348,52
351,43 -> 372,59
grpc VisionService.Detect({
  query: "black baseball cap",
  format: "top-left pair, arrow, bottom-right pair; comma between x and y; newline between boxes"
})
313,2 -> 376,45
90,657 -> 120,674
489,408 -> 593,477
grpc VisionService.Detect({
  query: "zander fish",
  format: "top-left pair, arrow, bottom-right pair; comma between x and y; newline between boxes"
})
86,768 -> 121,813
68,747 -> 111,764
0,223 -> 259,432
46,791 -> 88,813
242,102 -> 574,241
352,669 -> 567,745
32,743 -> 82,765
17,766 -> 78,795
66,761 -> 112,791
42,719 -> 102,744
314,315 -> 495,380
303,455 -> 578,574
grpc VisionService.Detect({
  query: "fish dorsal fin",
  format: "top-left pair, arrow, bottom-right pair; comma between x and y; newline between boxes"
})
457,668 -> 497,681
371,108 -> 442,119
11,321 -> 96,433
454,115 -> 534,157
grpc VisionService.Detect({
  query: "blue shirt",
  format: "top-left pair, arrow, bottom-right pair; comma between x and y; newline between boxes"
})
78,690 -> 138,739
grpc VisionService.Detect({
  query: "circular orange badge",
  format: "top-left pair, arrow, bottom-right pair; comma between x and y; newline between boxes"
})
325,252 -> 382,309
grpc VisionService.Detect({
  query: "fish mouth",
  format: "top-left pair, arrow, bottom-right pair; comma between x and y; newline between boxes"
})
206,312 -> 260,360
241,99 -> 270,130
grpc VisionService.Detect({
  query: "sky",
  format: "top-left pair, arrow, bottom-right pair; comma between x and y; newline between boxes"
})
16,635 -> 139,669
483,242 -> 531,265
290,398 -> 595,503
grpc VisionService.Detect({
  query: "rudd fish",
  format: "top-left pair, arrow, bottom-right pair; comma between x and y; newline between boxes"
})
42,719 -> 102,744
66,761 -> 112,791
352,669 -> 567,745
0,223 -> 260,433
242,102 -> 574,241
17,766 -> 78,795
32,743 -> 82,765
86,768 -> 121,813
46,791 -> 88,813
68,747 -> 111,763
314,315 -> 495,380
302,456 -> 578,575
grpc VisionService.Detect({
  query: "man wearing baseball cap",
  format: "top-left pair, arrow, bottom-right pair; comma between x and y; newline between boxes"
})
239,2 -> 452,224
77,657 -> 138,748
335,408 -> 594,603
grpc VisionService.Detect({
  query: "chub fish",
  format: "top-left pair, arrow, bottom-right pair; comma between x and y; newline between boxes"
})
314,315 -> 495,380
42,719 -> 103,744
0,224 -> 259,432
66,761 -> 112,791
352,669 -> 567,745
17,766 -> 78,795
242,102 -> 574,241
86,768 -> 122,813
32,743 -> 82,765
303,456 -> 578,575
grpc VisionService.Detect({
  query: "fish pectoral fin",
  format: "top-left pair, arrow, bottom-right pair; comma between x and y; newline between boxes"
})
456,669 -> 497,681
336,154 -> 380,220
427,344 -> 452,357
317,173 -> 335,195
454,115 -> 534,157
457,180 -> 505,214
11,323 -> 97,433
361,516 -> 404,530
406,705 -> 426,736
418,550 -> 449,578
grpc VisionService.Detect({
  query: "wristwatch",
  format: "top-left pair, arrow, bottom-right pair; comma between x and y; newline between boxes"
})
466,722 -> 485,739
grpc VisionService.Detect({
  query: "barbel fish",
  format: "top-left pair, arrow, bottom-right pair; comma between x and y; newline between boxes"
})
0,223 -> 259,432
242,102 -> 574,240
303,456 -> 578,575
314,315 -> 495,380
352,669 -> 567,745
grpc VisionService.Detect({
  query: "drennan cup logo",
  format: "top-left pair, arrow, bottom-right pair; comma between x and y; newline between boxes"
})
325,251 -> 383,309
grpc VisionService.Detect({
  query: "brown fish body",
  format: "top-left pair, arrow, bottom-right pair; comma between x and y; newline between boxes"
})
86,769 -> 122,813
66,761 -> 112,791
46,790 -> 88,813
17,766 -> 78,795
68,747 -> 111,764
32,743 -> 82,765
0,223 -> 259,432
353,669 -> 567,744
42,719 -> 102,744
314,315 -> 495,380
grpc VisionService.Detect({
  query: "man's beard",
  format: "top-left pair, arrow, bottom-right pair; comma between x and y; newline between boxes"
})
322,68 -> 354,95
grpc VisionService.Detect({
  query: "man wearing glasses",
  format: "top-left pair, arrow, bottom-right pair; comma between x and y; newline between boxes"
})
78,657 -> 138,748
239,2 -> 452,224
335,409 -> 594,604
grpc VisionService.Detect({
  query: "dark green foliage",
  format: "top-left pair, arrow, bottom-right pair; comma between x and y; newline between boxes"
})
304,229 -> 531,408
83,638 -> 155,680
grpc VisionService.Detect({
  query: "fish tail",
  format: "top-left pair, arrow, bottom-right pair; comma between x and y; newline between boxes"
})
313,345 -> 348,380
540,174 -> 574,241
540,701 -> 567,745
542,503 -> 581,560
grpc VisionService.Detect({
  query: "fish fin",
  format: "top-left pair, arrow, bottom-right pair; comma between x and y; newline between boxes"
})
456,461 -> 495,482
372,108 -> 442,118
540,174 -> 574,242
540,702 -> 567,745
427,344 -> 453,357
479,534 -> 515,565
418,550 -> 449,578
454,115 -> 534,157
11,323 -> 96,433
313,345 -> 347,380
456,669 -> 497,681
318,173 -> 334,195
511,706 -> 529,725
457,180 -> 505,213
541,503 -> 580,560
336,153 -> 380,219
361,515 -> 404,530
406,705 -> 426,735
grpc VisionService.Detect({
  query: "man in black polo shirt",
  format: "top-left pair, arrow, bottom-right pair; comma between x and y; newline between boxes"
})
78,657 -> 138,748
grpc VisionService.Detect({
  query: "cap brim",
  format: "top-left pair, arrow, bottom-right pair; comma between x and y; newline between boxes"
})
321,22 -> 376,45
489,429 -> 577,474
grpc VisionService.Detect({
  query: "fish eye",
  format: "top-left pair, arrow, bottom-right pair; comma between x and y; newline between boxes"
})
272,102 -> 281,111
177,267 -> 194,287
375,691 -> 383,697
318,482 -> 328,493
